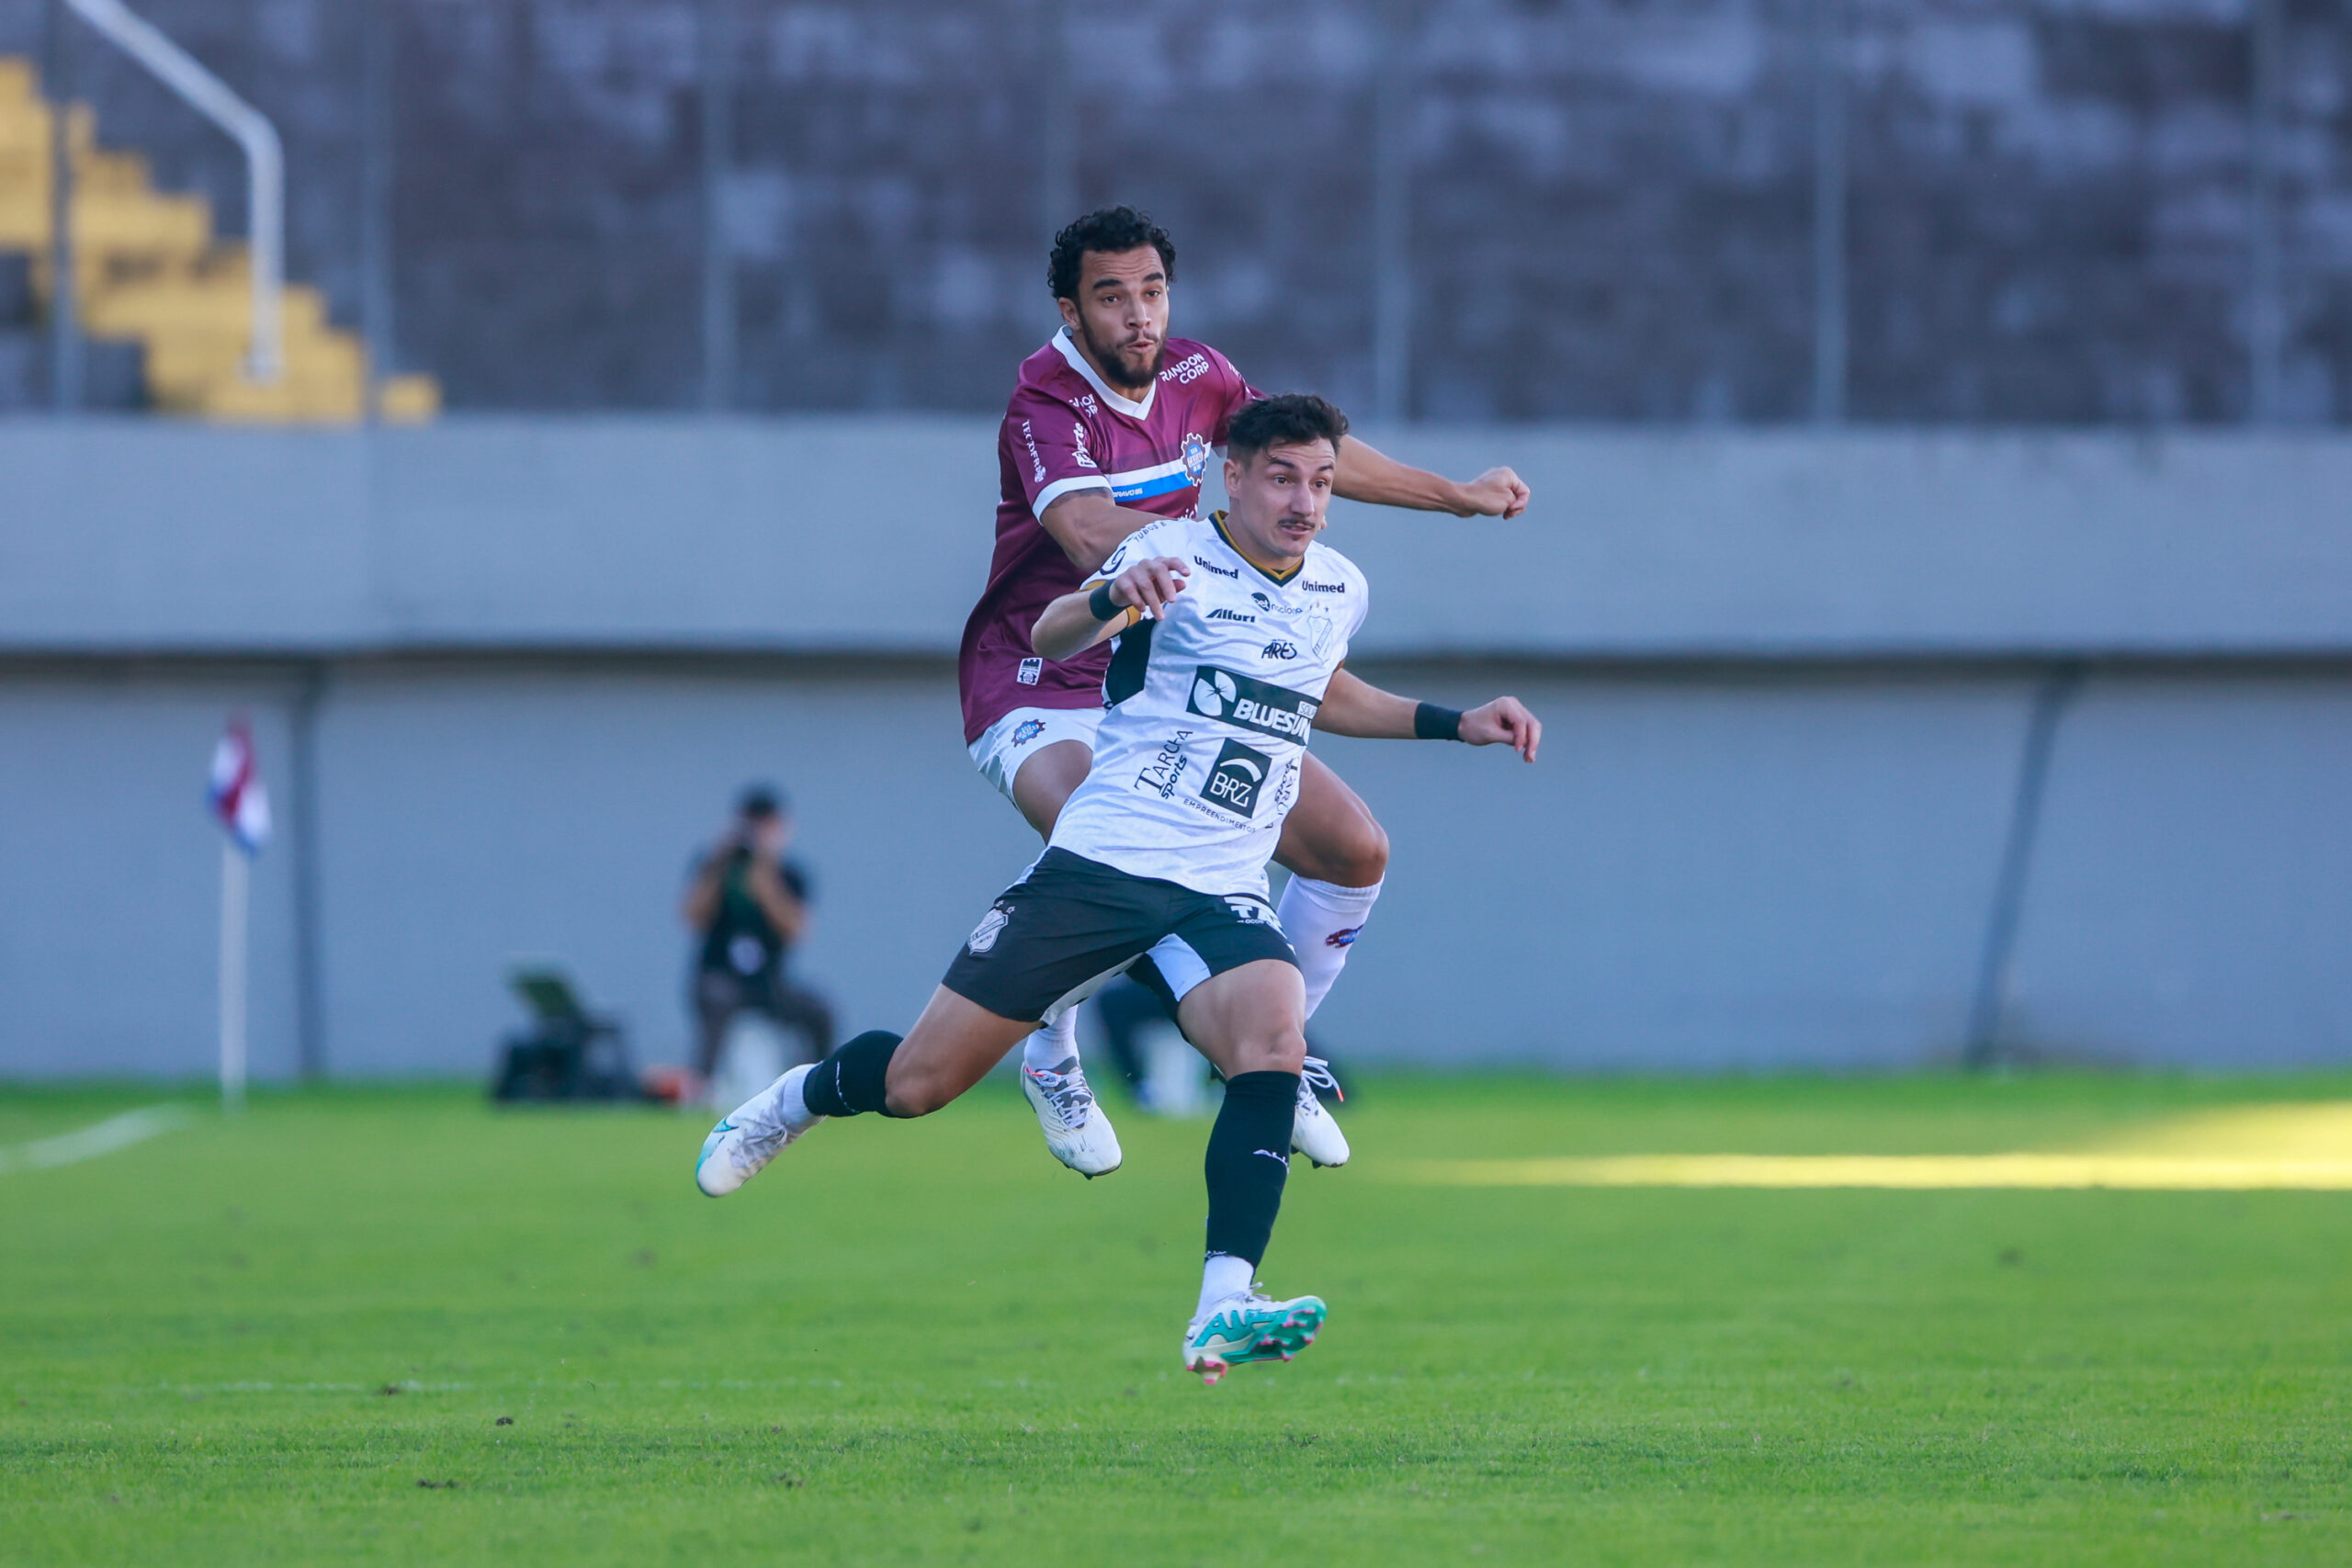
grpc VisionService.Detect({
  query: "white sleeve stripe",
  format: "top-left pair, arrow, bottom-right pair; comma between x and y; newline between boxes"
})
1035,476 -> 1114,514
1102,457 -> 1190,487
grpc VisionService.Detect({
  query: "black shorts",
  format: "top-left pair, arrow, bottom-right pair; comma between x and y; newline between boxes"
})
942,848 -> 1297,1025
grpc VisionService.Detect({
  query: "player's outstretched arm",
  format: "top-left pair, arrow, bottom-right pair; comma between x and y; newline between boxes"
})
1333,437 -> 1531,520
1031,556 -> 1190,661
1315,669 -> 1541,761
1040,491 -> 1181,573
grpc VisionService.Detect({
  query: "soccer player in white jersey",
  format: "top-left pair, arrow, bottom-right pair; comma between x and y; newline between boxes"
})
699,395 -> 1540,1382
965,207 -> 1532,1178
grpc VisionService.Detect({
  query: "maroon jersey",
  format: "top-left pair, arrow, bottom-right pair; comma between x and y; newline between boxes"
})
959,328 -> 1261,743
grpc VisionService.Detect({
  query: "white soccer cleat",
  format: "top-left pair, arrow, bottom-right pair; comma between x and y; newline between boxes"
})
1290,1055 -> 1350,1168
695,1063 -> 821,1197
1182,1288 -> 1329,1385
1023,1055 -> 1124,1178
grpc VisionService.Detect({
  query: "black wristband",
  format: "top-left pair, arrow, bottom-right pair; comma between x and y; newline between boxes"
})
1087,581 -> 1121,622
1413,702 -> 1463,741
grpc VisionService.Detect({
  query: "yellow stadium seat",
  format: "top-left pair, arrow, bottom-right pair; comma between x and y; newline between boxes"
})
0,55 -> 437,423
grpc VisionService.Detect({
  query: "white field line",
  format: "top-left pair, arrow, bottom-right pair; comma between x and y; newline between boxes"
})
0,1105 -> 196,1175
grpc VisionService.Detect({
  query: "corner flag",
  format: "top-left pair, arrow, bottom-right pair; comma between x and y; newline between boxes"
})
208,718 -> 267,1111
208,721 -> 272,854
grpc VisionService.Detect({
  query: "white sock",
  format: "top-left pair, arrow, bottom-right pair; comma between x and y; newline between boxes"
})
1021,1010 -> 1079,1074
1197,1254 -> 1255,1315
1276,875 -> 1384,1020
773,1064 -> 815,1130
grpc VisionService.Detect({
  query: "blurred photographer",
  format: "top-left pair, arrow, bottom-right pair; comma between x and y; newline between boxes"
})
683,785 -> 834,1083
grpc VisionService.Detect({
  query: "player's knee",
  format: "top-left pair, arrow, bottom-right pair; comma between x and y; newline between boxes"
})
1231,1028 -> 1307,1077
1328,815 -> 1389,887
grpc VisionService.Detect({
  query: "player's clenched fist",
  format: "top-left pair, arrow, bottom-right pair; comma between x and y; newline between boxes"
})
1108,556 -> 1190,619
1460,696 -> 1541,761
1453,466 -> 1531,520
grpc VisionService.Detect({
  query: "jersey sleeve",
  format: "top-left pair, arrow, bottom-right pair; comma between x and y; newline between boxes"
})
1005,383 -> 1114,517
1203,348 -> 1265,448
1082,519 -> 1175,589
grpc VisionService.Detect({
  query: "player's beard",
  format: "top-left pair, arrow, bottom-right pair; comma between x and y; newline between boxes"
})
1078,319 -> 1165,396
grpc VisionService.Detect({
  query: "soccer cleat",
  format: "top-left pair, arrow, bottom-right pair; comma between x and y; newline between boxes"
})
1182,1289 -> 1329,1385
1022,1056 -> 1124,1178
695,1064 -> 821,1197
1290,1055 -> 1350,1168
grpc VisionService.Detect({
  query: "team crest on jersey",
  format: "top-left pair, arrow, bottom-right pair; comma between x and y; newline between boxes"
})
967,904 -> 1012,955
1305,605 -> 1335,658
1182,432 -> 1209,484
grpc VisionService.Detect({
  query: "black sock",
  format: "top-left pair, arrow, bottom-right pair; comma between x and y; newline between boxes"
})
800,1030 -> 906,1118
1203,1070 -> 1299,1268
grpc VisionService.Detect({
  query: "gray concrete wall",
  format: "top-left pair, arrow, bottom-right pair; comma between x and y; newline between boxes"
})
8,421 -> 2351,656
4,657 -> 2347,1077
4,421 -> 2348,1077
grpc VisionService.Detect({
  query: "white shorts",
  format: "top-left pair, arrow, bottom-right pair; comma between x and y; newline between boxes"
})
967,705 -> 1103,805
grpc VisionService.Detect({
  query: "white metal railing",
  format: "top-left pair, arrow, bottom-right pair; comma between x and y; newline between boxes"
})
62,0 -> 283,383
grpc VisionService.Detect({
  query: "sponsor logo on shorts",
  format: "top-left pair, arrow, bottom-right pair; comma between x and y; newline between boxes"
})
1185,667 -> 1317,742
1134,729 -> 1193,798
1201,739 -> 1273,817
1261,639 -> 1298,660
1193,556 -> 1239,579
1302,578 -> 1346,593
1226,895 -> 1277,927
1016,657 -> 1043,686
1010,718 -> 1046,747
1206,607 -> 1256,623
967,904 -> 1012,955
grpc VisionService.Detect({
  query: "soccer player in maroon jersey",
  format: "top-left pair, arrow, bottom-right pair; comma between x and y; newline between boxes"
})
963,208 -> 1531,1176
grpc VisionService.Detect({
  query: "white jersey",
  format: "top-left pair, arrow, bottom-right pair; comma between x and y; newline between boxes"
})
1047,513 -> 1370,899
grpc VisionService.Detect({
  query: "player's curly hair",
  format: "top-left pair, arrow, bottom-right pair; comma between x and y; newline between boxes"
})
1227,394 -> 1351,465
1048,207 -> 1177,301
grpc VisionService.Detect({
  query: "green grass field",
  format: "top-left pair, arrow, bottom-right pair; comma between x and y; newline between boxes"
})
3,1073 -> 2348,1565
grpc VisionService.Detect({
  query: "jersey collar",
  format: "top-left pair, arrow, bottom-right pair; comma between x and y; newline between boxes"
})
1052,327 -> 1157,419
1211,510 -> 1305,585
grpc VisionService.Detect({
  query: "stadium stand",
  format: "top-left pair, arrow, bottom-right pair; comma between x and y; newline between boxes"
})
0,55 -> 434,420
2,0 -> 2345,421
